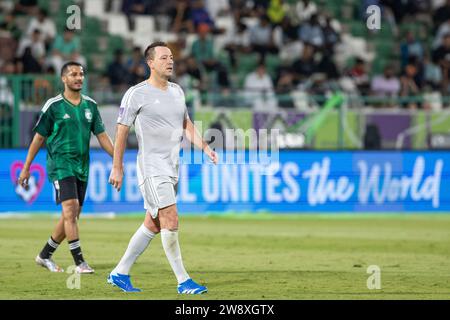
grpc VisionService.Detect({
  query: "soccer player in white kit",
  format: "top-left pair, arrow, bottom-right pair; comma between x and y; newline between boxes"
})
107,42 -> 218,293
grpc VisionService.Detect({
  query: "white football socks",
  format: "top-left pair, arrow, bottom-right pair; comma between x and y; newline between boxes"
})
161,229 -> 190,284
112,224 -> 155,275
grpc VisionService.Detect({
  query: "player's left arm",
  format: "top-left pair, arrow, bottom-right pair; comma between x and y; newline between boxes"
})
96,131 -> 114,158
92,104 -> 114,157
184,118 -> 218,164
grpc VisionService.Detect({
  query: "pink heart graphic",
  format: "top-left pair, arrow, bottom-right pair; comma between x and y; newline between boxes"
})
10,161 -> 46,204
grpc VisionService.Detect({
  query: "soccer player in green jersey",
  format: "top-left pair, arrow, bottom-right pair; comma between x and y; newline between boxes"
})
17,62 -> 114,274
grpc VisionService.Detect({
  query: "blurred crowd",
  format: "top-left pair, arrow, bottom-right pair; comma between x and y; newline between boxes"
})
1,0 -> 450,110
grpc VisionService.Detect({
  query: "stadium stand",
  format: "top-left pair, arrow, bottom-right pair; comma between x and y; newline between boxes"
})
1,0 -> 450,148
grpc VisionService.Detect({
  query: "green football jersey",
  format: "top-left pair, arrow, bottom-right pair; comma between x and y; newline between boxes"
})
34,93 -> 105,182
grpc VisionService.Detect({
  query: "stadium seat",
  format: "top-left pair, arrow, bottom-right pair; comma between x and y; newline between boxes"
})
108,35 -> 125,51
84,17 -> 106,35
84,0 -> 106,18
134,15 -> 155,35
132,33 -> 153,51
237,53 -> 259,73
106,14 -> 129,37
152,31 -> 177,43
215,16 -> 234,36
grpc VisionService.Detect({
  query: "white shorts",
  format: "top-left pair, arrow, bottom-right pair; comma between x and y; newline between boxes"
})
139,176 -> 178,219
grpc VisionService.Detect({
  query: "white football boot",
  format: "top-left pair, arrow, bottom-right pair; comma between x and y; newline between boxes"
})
75,261 -> 95,274
35,255 -> 64,272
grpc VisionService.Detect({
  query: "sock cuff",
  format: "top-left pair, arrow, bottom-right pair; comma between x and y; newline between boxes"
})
140,224 -> 156,239
68,239 -> 81,250
48,237 -> 60,248
161,228 -> 178,234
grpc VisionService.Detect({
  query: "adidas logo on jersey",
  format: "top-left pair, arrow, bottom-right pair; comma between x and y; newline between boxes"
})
63,114 -> 71,119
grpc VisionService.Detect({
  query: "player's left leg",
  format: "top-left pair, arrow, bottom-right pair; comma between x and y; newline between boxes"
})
37,215 -> 65,261
63,178 -> 93,274
159,204 -> 207,294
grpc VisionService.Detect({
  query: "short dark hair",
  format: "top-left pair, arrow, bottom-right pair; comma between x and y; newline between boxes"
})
61,61 -> 83,76
144,41 -> 168,61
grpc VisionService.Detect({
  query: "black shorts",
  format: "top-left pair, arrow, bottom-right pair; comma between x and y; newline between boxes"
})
52,176 -> 88,206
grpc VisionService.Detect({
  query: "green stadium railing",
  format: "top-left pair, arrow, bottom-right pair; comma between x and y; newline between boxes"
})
1,74 -> 450,149
0,75 -> 63,148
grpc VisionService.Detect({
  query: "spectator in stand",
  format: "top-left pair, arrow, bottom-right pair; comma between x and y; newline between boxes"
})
191,23 -> 230,90
229,0 -> 255,22
423,52 -> 442,89
400,63 -> 421,109
0,61 -> 16,132
249,14 -> 278,63
0,12 -> 22,41
126,47 -> 149,85
16,29 -> 46,69
433,18 -> 450,49
244,63 -> 277,110
173,58 -> 200,91
121,0 -> 147,30
370,65 -> 401,106
276,16 -> 299,44
167,33 -> 189,61
48,28 -> 86,74
322,15 -> 340,54
12,0 -> 38,15
267,0 -> 286,26
288,0 -> 318,26
19,47 -> 42,74
275,69 -> 296,108
298,14 -> 324,49
205,0 -> 230,20
33,66 -> 55,104
433,0 -> 450,32
400,31 -> 424,69
348,58 -> 370,94
190,0 -> 216,31
107,49 -> 130,91
317,54 -> 339,80
185,55 -> 204,86
26,8 -> 56,51
224,22 -> 251,69
170,0 -> 194,33
292,44 -> 317,83
432,33 -> 450,93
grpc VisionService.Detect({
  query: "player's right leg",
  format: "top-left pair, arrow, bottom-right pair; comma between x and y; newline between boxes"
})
35,215 -> 65,272
158,204 -> 207,294
35,185 -> 67,272
107,211 -> 160,292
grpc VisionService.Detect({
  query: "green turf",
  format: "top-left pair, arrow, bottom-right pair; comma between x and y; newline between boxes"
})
0,214 -> 449,300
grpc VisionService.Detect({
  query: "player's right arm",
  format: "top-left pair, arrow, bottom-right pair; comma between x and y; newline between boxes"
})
108,124 -> 129,191
17,133 -> 46,189
109,87 -> 140,192
19,100 -> 54,189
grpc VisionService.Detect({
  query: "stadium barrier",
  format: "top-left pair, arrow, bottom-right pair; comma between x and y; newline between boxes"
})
1,149 -> 449,214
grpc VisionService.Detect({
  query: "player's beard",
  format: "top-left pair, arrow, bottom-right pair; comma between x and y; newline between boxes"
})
67,82 -> 83,92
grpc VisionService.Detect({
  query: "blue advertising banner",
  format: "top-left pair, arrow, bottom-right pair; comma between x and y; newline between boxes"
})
1,149 -> 449,213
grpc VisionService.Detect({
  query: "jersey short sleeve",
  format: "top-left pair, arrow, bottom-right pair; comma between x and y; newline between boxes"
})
33,109 -> 54,137
118,87 -> 141,126
184,104 -> 190,121
176,84 -> 190,121
92,105 -> 106,135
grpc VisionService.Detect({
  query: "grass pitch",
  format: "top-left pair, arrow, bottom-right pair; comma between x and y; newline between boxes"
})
0,213 -> 449,300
